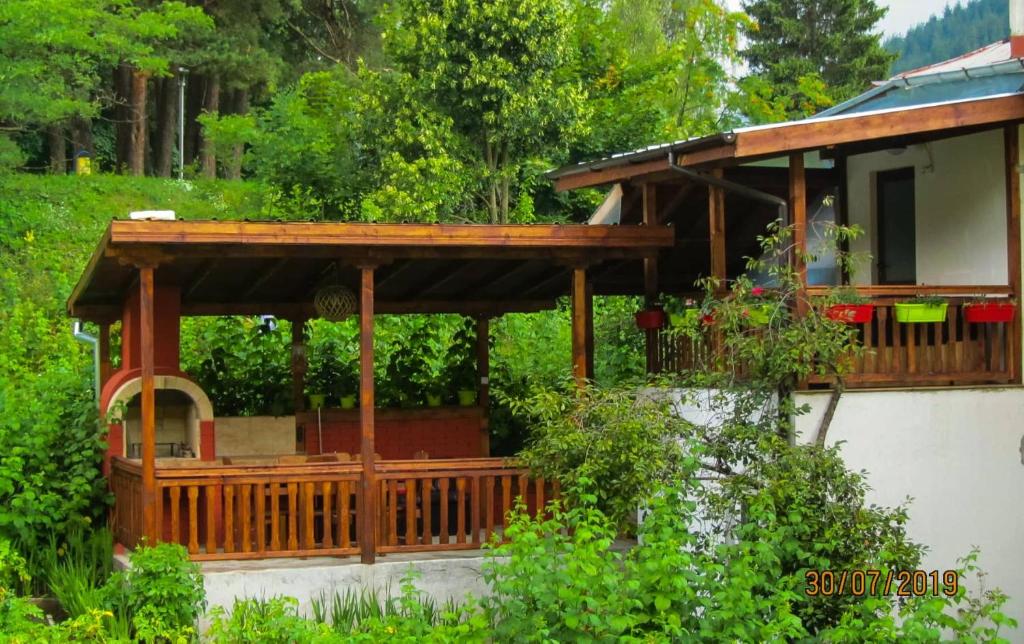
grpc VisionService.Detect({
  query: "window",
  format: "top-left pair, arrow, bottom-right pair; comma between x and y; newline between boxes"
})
876,167 -> 916,284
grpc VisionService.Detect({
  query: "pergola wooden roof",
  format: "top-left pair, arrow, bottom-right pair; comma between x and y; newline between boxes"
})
68,220 -> 675,322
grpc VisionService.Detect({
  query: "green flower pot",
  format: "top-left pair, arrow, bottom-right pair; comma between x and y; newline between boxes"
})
308,393 -> 327,410
426,393 -> 443,407
339,395 -> 356,409
894,302 -> 948,323
457,389 -> 477,407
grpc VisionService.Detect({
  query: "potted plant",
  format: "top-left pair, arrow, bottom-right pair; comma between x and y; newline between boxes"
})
305,348 -> 333,410
445,354 -> 477,407
414,334 -> 448,407
333,361 -> 358,409
635,303 -> 666,330
743,286 -> 774,325
824,287 -> 874,324
963,298 -> 1017,323
894,295 -> 948,323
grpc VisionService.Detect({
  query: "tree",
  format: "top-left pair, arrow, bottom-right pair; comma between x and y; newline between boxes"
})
740,0 -> 896,117
383,0 -> 588,223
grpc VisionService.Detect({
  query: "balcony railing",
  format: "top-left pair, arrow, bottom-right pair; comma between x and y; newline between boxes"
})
652,286 -> 1016,389
110,456 -> 552,560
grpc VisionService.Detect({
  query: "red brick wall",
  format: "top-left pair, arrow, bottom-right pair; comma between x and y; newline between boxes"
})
302,408 -> 485,459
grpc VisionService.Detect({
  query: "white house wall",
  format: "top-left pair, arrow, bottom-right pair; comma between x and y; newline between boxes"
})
846,129 -> 1009,285
795,387 -> 1024,638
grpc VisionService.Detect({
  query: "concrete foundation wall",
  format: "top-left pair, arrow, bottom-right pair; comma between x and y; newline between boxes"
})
198,553 -> 491,629
215,416 -> 297,457
794,386 -> 1024,634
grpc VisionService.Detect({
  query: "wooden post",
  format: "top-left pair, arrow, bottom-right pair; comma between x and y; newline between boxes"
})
358,266 -> 377,563
709,169 -> 727,287
98,323 -> 112,387
642,184 -> 659,373
571,267 -> 590,387
790,153 -> 808,314
835,155 -> 851,285
1005,125 -> 1021,383
139,265 -> 158,543
585,282 -> 595,380
475,317 -> 490,457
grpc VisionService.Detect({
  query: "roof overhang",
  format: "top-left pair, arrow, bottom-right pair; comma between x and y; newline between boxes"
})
551,93 -> 1024,191
68,220 -> 675,321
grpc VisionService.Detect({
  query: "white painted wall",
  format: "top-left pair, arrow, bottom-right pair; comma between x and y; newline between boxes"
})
795,387 -> 1024,639
846,129 -> 1008,285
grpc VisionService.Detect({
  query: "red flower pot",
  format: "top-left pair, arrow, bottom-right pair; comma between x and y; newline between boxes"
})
635,309 -> 666,330
964,302 -> 1016,323
825,304 -> 874,324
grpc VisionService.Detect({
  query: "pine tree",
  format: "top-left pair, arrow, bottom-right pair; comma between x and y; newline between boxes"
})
740,0 -> 896,117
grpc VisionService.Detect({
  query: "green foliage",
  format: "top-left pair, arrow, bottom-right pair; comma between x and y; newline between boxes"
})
104,541 -> 206,639
516,385 -> 696,530
740,0 -> 897,118
886,0 -> 1009,75
482,479 -> 1015,641
41,525 -> 114,619
0,539 -> 30,593
181,316 -> 294,416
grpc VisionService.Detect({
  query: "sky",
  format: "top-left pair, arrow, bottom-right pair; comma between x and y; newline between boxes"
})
878,0 -> 957,37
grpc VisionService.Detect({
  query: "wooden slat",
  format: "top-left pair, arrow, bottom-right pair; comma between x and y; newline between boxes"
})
535,477 -> 545,517
456,478 -> 466,544
421,477 -> 432,546
254,483 -> 266,552
187,486 -> 199,555
501,475 -> 512,526
470,476 -> 481,545
339,480 -> 351,549
205,485 -> 217,554
485,476 -> 495,544
270,483 -> 281,551
287,483 -> 298,551
169,487 -> 181,544
405,478 -> 417,546
240,484 -> 252,553
321,481 -> 332,549
223,485 -> 235,553
388,480 -> 398,547
439,478 -> 450,545
303,482 -> 315,550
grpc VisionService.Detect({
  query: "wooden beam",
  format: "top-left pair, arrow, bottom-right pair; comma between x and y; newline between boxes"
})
139,265 -> 158,543
184,259 -> 218,299
358,266 -> 376,564
709,169 -> 727,285
571,267 -> 590,387
106,220 -> 675,249
734,95 -> 1024,160
521,267 -> 572,298
475,317 -> 490,457
790,152 -> 808,313
553,144 -> 737,192
656,183 -> 695,222
1005,125 -> 1021,383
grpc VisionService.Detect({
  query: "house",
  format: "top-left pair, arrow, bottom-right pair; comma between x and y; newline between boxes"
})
547,24 -> 1024,631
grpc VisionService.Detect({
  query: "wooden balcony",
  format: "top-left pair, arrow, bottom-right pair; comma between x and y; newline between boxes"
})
110,456 -> 553,561
652,286 -> 1018,389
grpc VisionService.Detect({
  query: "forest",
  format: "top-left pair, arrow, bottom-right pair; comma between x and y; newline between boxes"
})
886,0 -> 1010,74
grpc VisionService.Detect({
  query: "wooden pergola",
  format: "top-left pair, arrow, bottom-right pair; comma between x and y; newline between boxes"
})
69,220 -> 673,562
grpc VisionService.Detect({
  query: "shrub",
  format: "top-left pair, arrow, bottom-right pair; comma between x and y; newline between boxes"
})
103,542 -> 206,640
42,525 -> 114,619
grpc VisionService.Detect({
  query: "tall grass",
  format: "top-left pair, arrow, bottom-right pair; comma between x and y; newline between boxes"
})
40,525 -> 113,617
309,583 -> 464,632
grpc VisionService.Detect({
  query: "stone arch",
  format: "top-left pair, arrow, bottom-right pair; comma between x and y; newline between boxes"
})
105,374 -> 214,421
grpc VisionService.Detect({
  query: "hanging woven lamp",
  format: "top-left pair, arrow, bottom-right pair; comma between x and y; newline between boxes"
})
313,263 -> 357,321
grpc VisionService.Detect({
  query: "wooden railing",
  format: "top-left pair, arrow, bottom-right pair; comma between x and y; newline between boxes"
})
112,457 -> 363,560
110,457 -> 553,560
375,458 -> 556,554
653,286 -> 1017,389
110,459 -> 143,549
